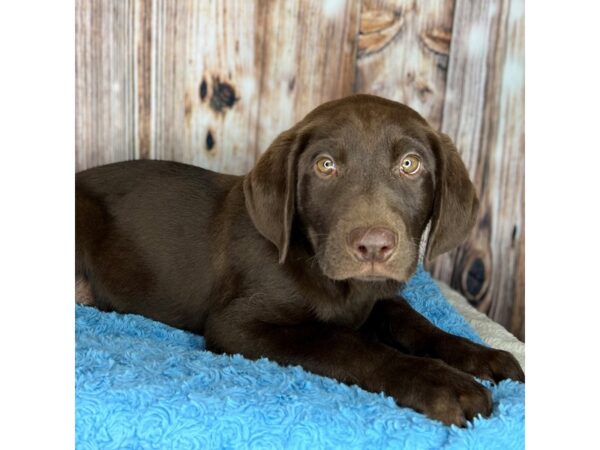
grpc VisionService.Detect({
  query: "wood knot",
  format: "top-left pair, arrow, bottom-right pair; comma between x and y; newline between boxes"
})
210,77 -> 238,112
199,78 -> 208,101
206,130 -> 215,151
415,79 -> 433,100
461,253 -> 491,304
420,28 -> 452,56
358,9 -> 404,57
511,225 -> 518,247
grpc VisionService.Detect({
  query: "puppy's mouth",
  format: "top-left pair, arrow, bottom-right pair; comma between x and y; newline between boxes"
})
351,262 -> 408,282
353,275 -> 390,282
324,262 -> 412,283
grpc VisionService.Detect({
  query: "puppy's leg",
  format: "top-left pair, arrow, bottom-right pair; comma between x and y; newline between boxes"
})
204,301 -> 492,426
364,297 -> 525,383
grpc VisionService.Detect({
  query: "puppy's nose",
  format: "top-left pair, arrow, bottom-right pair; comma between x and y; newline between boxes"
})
348,227 -> 397,263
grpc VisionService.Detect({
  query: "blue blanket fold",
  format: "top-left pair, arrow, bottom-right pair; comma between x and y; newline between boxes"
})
76,266 -> 524,449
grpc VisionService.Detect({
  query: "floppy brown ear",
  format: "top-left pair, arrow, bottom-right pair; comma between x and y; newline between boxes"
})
426,133 -> 479,263
243,128 -> 304,263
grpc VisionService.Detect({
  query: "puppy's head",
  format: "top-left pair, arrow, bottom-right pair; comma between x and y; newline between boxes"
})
244,94 -> 478,282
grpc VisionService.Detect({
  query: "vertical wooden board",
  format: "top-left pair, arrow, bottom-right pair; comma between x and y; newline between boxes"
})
485,0 -> 525,338
429,0 -> 525,340
428,0 -> 499,303
354,0 -> 455,129
134,0 -> 153,161
75,0 -> 137,171
151,0 -> 262,175
253,0 -> 361,159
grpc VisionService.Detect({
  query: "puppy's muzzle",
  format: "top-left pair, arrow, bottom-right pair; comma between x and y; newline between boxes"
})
347,227 -> 397,263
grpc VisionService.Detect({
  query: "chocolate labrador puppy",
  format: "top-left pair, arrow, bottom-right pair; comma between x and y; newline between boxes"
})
76,94 -> 524,426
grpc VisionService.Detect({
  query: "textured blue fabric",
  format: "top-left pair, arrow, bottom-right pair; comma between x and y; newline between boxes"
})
76,266 -> 524,449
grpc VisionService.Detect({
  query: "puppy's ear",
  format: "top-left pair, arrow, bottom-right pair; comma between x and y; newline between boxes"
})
426,133 -> 479,262
243,128 -> 305,263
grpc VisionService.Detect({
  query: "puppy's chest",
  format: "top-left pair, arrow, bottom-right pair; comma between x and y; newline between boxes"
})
311,290 -> 379,329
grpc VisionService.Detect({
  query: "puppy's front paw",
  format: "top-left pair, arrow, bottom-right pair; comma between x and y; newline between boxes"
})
385,358 -> 493,426
432,335 -> 525,383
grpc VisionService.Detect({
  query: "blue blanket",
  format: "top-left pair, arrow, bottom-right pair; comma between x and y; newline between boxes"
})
76,266 -> 524,449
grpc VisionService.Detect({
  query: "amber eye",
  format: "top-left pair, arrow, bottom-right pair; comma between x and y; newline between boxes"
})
399,154 -> 421,175
315,157 -> 337,176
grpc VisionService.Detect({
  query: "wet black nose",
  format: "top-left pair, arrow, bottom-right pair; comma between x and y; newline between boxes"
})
348,227 -> 397,263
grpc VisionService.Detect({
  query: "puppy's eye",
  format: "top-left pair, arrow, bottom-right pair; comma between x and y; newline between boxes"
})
315,157 -> 337,176
399,154 -> 421,175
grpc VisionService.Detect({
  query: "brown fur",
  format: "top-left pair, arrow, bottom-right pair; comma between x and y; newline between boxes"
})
76,94 -> 523,426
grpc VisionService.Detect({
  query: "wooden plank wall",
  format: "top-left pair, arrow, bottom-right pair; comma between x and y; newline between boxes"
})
75,0 -> 525,340
430,0 -> 525,340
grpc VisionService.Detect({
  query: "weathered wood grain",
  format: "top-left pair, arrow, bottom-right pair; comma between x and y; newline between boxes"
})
74,0 -> 525,339
75,0 -> 137,171
489,0 -> 525,340
355,0 -> 455,129
150,0 -> 359,175
428,0 -> 525,340
133,0 -> 153,161
151,0 -> 261,174
253,0 -> 361,159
